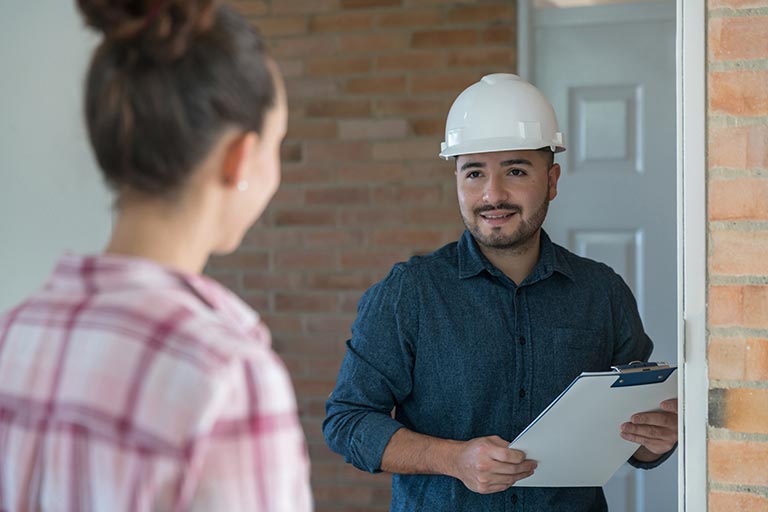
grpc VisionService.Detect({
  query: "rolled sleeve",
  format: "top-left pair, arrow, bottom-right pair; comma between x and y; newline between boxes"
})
323,266 -> 417,473
629,443 -> 677,470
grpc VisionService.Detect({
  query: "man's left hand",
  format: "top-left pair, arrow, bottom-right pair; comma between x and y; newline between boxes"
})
621,398 -> 678,462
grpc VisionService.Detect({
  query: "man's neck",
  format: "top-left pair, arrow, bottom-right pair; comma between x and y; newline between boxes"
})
477,230 -> 542,286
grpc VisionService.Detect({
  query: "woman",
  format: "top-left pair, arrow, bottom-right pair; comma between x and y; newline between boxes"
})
0,1 -> 311,510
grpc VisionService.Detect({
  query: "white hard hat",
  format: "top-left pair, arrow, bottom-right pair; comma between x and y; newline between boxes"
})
439,73 -> 566,160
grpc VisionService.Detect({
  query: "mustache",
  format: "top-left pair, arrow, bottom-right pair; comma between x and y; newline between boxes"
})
474,203 -> 521,215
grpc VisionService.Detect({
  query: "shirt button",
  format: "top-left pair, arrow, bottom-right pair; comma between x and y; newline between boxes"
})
519,336 -> 526,346
519,388 -> 526,398
512,494 -> 518,504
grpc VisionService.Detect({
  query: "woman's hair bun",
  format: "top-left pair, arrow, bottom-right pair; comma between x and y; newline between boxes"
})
77,0 -> 218,63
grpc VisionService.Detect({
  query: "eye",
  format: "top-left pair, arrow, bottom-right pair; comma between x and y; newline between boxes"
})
466,170 -> 483,179
508,168 -> 527,177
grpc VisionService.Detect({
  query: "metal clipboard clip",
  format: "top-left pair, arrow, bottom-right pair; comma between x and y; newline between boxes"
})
609,361 -> 675,388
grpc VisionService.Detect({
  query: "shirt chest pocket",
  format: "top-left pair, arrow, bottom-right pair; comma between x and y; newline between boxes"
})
545,327 -> 612,389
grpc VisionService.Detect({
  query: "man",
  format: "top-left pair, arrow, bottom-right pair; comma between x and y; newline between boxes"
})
323,73 -> 677,511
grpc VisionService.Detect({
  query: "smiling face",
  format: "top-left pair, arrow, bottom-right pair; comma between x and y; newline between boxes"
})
455,149 -> 560,252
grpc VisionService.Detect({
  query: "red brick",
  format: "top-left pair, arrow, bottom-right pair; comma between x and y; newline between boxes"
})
339,33 -> 410,53
275,293 -> 339,313
338,119 -> 409,140
307,56 -> 372,76
306,186 -> 371,205
269,186 -> 305,206
711,230 -> 768,276
372,184 -> 442,203
306,99 -> 373,118
256,16 -> 307,37
271,0 -> 339,14
338,207 -> 407,226
230,1 -> 268,17
709,440 -> 768,486
271,36 -> 337,58
411,118 -> 443,136
286,120 -> 338,140
709,0 -> 768,9
708,124 -> 768,170
302,230 -> 365,247
446,5 -> 515,23
481,26 -> 514,44
286,77 -> 339,98
746,338 -> 768,381
274,250 -> 337,270
709,178 -> 768,221
718,388 -> 768,435
279,166 -> 336,184
710,491 -> 768,512
372,229 -> 445,247
304,315 -> 356,334
280,141 -> 303,162
305,141 -> 372,161
206,272 -> 241,291
243,272 -> 304,291
242,293 -> 270,312
306,273 -> 374,290
260,313 -> 304,334
406,206 -> 462,225
310,11 -> 374,32
375,98 -> 448,116
345,75 -> 407,95
744,286 -> 768,329
373,140 -> 439,161
376,9 -> 443,28
340,249 -> 410,270
447,47 -> 515,68
341,0 -> 401,8
412,29 -> 477,48
411,71 -> 478,93
274,210 -> 337,227
710,70 -> 768,117
709,16 -> 768,62
336,162 -> 408,183
709,337 -> 748,381
243,228 -> 301,250
277,59 -> 304,79
340,291 -> 366,313
274,333 -> 345,356
207,250 -> 268,270
709,285 -> 744,326
376,52 -> 446,72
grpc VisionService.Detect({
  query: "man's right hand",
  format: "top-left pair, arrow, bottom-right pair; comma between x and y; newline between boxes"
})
451,435 -> 537,494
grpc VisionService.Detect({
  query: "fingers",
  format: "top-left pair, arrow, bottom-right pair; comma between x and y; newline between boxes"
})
630,410 -> 677,429
620,429 -> 676,455
661,398 -> 678,414
471,469 -> 537,495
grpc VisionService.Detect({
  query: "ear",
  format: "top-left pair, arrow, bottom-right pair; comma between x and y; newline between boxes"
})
548,163 -> 561,200
220,132 -> 259,189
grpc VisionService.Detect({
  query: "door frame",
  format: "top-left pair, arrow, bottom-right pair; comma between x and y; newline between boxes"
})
516,1 -> 708,510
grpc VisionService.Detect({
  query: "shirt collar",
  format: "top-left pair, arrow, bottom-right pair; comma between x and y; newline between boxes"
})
48,253 -> 258,330
457,229 -> 575,284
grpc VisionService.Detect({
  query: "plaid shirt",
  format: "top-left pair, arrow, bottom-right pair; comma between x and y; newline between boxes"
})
0,254 -> 312,511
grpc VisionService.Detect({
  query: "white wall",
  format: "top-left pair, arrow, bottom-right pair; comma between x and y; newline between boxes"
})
0,1 -> 112,310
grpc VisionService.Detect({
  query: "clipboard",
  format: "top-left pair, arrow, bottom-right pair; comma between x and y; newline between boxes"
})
508,361 -> 677,487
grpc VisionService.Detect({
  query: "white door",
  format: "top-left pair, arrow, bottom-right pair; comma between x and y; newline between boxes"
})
531,2 -> 677,511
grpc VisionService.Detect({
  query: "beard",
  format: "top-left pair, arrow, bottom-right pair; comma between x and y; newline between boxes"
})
462,195 -> 550,252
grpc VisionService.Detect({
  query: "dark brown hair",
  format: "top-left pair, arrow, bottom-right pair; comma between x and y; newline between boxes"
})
77,0 -> 276,197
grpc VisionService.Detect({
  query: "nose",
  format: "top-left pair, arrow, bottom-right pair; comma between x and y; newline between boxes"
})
482,175 -> 508,205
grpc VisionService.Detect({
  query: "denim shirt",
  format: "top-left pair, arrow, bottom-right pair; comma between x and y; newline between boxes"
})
324,230 -> 670,512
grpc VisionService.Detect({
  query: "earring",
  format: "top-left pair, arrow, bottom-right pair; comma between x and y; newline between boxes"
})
237,180 -> 249,192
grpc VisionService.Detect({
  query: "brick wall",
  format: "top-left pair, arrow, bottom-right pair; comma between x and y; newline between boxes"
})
707,1 -> 768,510
209,1 -> 516,510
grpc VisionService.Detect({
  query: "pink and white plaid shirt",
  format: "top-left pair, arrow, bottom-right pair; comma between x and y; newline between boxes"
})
0,254 -> 312,511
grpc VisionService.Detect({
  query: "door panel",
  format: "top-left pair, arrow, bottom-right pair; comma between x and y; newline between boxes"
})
533,3 -> 677,511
